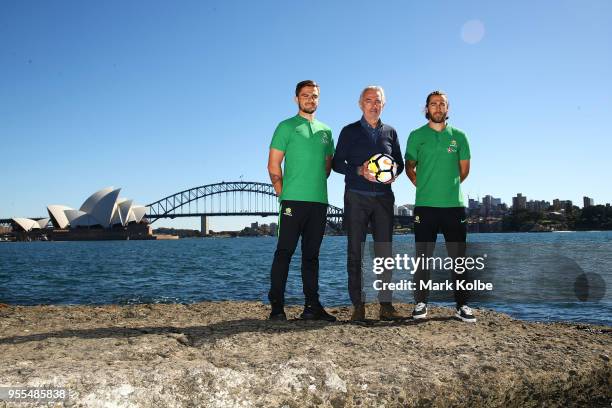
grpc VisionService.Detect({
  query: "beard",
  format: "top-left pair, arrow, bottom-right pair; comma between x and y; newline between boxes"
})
429,112 -> 447,123
299,103 -> 317,114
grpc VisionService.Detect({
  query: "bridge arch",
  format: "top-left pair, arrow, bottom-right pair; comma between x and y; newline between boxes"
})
145,181 -> 344,229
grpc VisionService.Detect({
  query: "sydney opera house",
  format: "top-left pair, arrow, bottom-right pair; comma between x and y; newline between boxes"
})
11,187 -> 153,241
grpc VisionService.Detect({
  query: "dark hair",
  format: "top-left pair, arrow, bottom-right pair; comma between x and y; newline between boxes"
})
425,90 -> 448,120
295,80 -> 319,96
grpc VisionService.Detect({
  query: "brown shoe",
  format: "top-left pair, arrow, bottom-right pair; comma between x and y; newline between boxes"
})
379,303 -> 402,321
350,304 -> 366,321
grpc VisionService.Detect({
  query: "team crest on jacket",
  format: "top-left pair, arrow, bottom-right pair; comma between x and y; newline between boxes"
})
448,139 -> 458,153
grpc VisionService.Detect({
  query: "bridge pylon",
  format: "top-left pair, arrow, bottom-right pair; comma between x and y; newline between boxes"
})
201,216 -> 209,236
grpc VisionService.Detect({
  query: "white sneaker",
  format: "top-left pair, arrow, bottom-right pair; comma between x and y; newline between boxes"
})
455,305 -> 476,323
412,302 -> 427,319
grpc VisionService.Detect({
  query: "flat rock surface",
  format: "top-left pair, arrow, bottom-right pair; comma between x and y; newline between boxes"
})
0,302 -> 610,407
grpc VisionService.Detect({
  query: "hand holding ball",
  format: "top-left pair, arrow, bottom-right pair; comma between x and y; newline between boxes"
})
366,153 -> 398,183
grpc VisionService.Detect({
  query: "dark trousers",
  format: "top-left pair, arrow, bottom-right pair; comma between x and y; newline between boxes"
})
345,190 -> 395,306
268,200 -> 328,308
413,206 -> 468,307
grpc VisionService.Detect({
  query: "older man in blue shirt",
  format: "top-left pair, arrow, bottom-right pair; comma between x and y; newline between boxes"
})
333,86 -> 404,321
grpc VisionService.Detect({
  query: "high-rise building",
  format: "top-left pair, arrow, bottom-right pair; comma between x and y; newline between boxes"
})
526,200 -> 550,213
512,194 -> 527,210
481,195 -> 503,213
583,196 -> 594,208
553,199 -> 573,212
482,195 -> 493,210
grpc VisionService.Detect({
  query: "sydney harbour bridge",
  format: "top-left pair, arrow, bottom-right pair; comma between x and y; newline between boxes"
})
145,181 -> 346,231
1,181 -> 413,232
145,181 -> 413,232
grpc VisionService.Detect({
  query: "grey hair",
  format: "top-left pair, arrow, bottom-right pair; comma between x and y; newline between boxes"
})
359,85 -> 386,105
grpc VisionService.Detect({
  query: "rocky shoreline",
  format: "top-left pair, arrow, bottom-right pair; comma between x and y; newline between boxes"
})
0,302 -> 610,407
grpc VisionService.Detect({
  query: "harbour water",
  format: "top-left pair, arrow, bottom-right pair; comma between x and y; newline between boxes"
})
1,232 -> 610,325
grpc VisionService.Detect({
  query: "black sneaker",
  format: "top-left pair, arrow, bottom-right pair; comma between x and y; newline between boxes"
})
455,305 -> 476,323
269,308 -> 287,321
412,302 -> 427,319
300,304 -> 337,322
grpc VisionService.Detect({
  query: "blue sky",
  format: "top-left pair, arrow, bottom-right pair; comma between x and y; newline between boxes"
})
2,0 -> 610,231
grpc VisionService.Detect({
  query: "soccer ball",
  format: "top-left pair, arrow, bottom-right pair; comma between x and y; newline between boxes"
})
367,153 -> 397,183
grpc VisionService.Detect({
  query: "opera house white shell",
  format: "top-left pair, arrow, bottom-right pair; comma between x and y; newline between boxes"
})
88,188 -> 121,227
47,205 -> 72,229
131,206 -> 147,223
64,210 -> 100,228
10,217 -> 50,231
41,187 -> 148,230
80,187 -> 114,214
13,187 -> 148,231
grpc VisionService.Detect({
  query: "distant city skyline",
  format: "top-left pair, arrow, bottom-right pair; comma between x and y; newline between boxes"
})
1,1 -> 610,231
3,189 -> 608,229
203,191 -> 610,232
